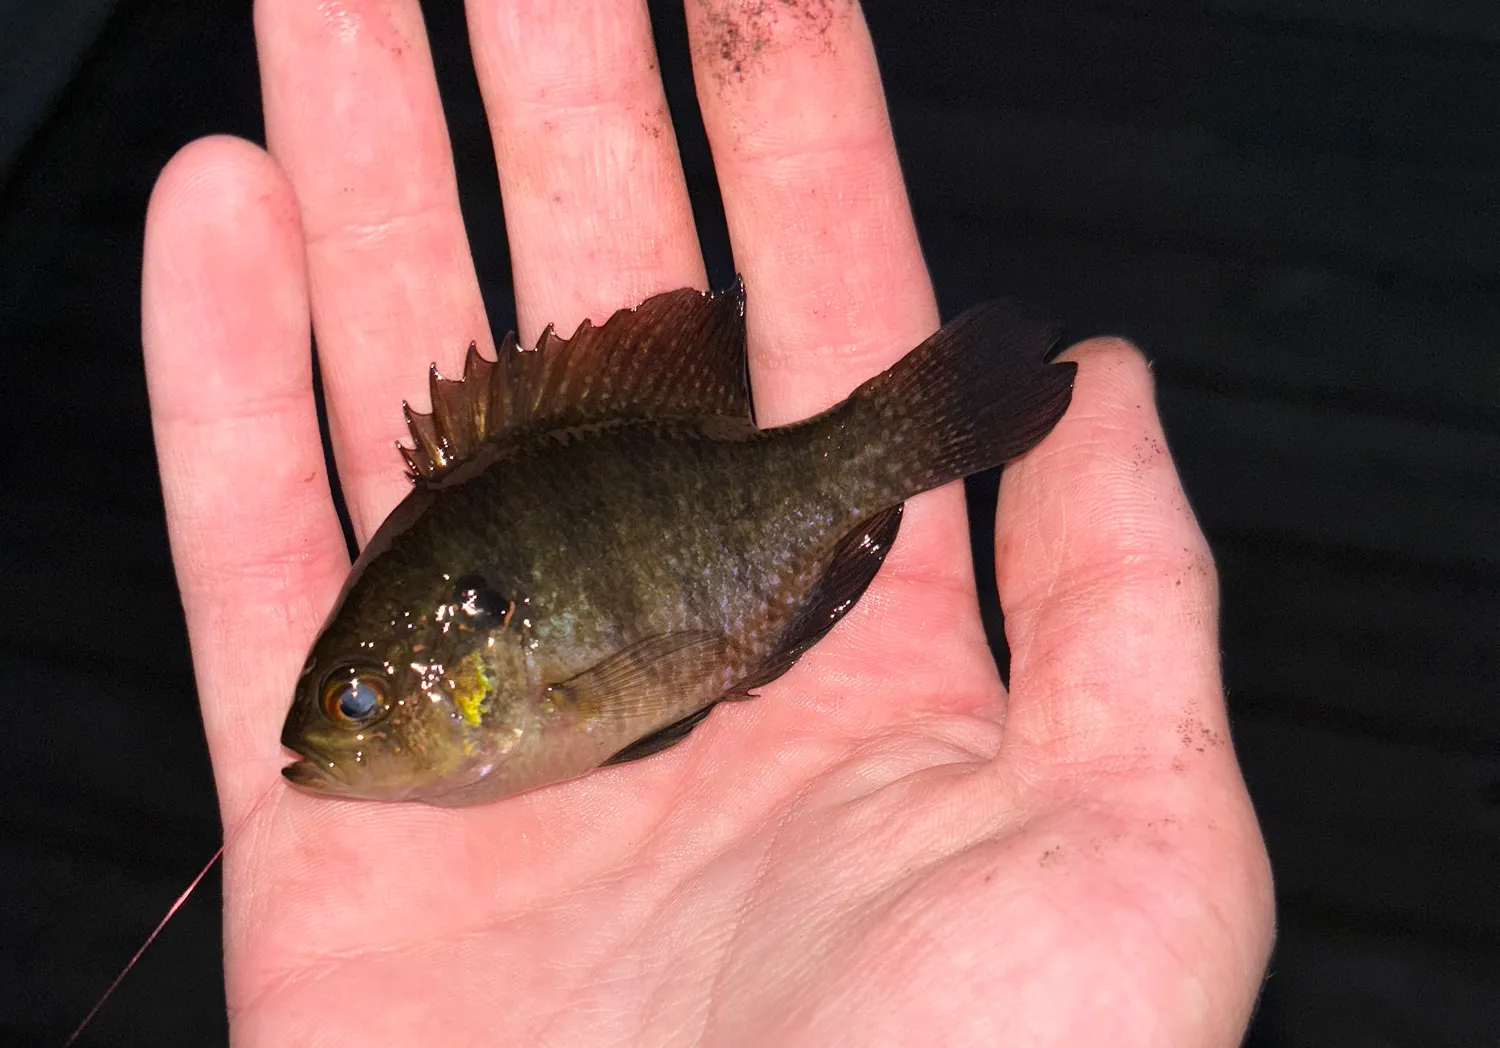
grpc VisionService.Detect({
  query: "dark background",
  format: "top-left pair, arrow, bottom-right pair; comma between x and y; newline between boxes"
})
3,1 -> 1497,1044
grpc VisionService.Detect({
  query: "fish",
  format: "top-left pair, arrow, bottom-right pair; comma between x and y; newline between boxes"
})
280,281 -> 1076,806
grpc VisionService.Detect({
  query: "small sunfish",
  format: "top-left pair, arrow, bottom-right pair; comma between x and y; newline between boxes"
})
280,282 -> 1075,806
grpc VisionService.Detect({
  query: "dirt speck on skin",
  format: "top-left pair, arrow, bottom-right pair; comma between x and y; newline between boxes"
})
1039,845 -> 1061,866
1173,552 -> 1215,601
694,0 -> 768,85
1131,434 -> 1167,473
642,102 -> 670,140
1177,713 -> 1224,754
1181,549 -> 1210,575
694,0 -> 851,87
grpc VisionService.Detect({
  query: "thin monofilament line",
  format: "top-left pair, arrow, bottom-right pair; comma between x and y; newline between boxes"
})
63,782 -> 280,1046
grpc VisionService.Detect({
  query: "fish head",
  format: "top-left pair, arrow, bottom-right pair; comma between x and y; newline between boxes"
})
281,557 -> 534,803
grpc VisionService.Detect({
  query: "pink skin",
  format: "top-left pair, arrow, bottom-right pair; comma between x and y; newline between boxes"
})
140,1 -> 1274,1045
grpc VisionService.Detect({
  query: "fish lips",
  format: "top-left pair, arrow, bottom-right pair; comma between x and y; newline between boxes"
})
280,730 -> 348,794
281,754 -> 345,794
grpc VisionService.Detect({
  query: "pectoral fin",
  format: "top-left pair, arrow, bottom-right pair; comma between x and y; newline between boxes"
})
546,630 -> 730,724
736,502 -> 904,694
600,704 -> 720,767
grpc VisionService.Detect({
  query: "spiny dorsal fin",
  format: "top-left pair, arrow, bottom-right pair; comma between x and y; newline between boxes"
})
400,280 -> 749,482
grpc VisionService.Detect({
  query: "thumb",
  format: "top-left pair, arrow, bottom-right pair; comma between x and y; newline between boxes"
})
993,335 -> 1275,1048
995,338 -> 1227,778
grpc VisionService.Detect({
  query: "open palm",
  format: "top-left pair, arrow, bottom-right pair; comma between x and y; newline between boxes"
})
141,2 -> 1272,1045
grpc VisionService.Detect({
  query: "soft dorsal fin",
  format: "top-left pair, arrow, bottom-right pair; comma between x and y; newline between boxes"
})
400,280 -> 749,481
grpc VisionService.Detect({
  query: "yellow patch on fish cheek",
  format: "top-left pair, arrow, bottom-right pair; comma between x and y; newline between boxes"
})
449,649 -> 496,727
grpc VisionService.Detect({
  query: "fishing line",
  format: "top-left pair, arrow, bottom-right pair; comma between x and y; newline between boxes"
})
62,779 -> 282,1047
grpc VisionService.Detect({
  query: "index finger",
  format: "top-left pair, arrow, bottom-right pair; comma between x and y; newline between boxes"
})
255,0 -> 492,541
143,138 -> 350,822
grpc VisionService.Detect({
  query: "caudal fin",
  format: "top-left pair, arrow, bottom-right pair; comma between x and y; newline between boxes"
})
847,300 -> 1077,499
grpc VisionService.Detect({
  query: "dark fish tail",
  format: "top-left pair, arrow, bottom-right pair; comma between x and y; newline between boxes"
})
844,300 -> 1077,501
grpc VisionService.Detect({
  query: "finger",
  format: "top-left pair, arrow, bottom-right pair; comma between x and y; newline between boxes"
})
682,1 -> 983,703
142,137 -> 349,823
466,0 -> 706,341
255,0 -> 491,541
995,340 -> 1228,775
685,0 -> 937,426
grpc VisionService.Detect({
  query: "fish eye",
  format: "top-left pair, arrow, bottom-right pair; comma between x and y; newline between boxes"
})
320,666 -> 389,725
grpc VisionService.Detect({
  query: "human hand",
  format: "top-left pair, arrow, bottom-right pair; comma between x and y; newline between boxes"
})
141,1 -> 1273,1044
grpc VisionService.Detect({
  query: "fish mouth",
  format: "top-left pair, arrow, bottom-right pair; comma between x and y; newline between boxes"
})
282,760 -> 336,792
281,746 -> 346,794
